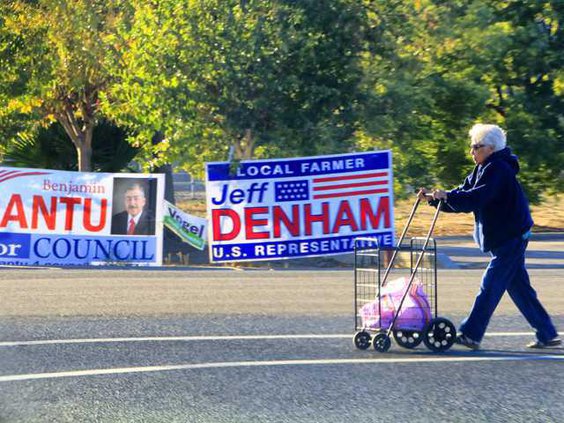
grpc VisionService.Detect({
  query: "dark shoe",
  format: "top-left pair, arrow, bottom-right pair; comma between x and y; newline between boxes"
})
527,337 -> 561,349
456,334 -> 480,350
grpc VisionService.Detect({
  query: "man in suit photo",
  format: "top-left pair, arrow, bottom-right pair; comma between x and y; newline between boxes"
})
111,182 -> 156,235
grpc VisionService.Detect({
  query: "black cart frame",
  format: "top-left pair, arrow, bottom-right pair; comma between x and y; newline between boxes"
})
352,196 -> 457,352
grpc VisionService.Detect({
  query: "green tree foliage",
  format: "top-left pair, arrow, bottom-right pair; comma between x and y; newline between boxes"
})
480,1 -> 564,200
0,0 -> 133,171
357,1 -> 490,194
0,0 -> 561,202
357,0 -> 563,201
106,0 -> 369,175
3,119 -> 139,172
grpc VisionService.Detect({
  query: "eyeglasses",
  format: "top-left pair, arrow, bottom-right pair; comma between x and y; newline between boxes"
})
470,144 -> 487,151
125,195 -> 144,201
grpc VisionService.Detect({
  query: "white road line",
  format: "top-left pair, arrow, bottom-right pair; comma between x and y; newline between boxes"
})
0,332 -> 534,347
483,332 -> 534,336
0,334 -> 346,347
0,355 -> 562,383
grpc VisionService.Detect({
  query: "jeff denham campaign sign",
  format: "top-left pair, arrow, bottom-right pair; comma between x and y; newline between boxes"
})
0,167 -> 165,267
205,151 -> 394,263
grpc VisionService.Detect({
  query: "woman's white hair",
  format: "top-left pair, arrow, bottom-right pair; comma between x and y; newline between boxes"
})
469,124 -> 506,152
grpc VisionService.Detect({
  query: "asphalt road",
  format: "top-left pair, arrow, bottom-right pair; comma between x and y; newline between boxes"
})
0,268 -> 563,422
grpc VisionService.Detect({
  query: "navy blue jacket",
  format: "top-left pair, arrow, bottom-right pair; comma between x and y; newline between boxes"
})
431,147 -> 533,252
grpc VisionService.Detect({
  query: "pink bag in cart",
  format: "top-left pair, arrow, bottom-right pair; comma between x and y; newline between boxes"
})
359,276 -> 432,331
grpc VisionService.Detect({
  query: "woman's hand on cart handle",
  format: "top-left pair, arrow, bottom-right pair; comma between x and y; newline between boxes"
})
432,189 -> 448,201
417,188 -> 447,202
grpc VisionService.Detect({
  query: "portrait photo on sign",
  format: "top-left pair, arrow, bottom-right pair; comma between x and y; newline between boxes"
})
111,178 -> 158,236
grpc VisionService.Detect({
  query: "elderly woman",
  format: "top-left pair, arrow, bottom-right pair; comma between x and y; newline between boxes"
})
418,124 -> 560,350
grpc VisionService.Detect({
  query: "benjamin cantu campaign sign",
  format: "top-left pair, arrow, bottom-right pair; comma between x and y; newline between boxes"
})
0,167 -> 165,267
205,151 -> 395,263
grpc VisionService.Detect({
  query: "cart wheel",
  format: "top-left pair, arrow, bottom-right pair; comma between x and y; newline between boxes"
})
353,331 -> 372,350
393,330 -> 423,349
422,318 -> 456,352
372,333 -> 391,353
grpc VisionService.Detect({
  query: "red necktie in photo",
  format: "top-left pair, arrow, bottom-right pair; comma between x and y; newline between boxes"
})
127,218 -> 136,235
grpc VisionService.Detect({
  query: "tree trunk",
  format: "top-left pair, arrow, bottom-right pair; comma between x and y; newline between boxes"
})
56,106 -> 94,172
234,129 -> 256,159
151,131 -> 176,204
77,138 -> 92,172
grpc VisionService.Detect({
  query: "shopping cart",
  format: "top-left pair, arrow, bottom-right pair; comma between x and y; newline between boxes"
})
352,196 -> 456,352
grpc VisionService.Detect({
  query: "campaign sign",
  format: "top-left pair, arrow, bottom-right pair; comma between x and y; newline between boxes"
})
163,200 -> 207,250
205,151 -> 394,262
0,167 -> 165,266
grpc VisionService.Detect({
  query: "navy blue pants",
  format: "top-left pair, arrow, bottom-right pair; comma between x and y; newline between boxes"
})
459,235 -> 558,343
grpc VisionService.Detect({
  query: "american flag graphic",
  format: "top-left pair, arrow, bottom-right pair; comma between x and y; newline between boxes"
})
274,180 -> 310,202
274,170 -> 390,202
0,169 -> 50,184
